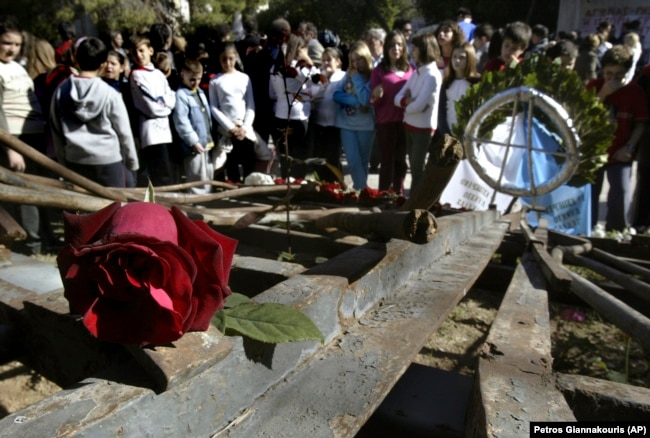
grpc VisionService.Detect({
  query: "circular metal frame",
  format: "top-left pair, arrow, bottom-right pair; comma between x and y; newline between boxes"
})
464,86 -> 580,197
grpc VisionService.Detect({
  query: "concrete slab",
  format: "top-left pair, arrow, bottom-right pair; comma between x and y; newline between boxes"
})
0,253 -> 61,295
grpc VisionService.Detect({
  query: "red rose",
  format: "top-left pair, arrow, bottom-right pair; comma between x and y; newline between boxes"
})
57,202 -> 237,346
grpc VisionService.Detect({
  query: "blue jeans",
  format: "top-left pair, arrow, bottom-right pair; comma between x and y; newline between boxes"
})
591,162 -> 632,231
340,128 -> 375,190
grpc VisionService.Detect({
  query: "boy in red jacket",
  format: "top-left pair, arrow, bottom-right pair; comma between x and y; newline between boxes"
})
587,46 -> 648,231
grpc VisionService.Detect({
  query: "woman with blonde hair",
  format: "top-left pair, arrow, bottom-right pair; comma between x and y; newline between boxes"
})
333,40 -> 375,189
27,38 -> 56,80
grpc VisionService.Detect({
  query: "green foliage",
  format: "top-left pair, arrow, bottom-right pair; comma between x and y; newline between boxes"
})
257,0 -> 415,42
214,296 -> 325,344
8,0 -> 256,42
185,0 -> 260,33
453,55 -> 614,187
223,292 -> 253,308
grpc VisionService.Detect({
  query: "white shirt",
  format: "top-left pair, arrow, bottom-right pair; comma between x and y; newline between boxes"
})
209,70 -> 255,137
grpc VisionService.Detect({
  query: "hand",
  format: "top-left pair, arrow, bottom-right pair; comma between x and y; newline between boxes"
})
370,85 -> 383,103
612,147 -> 633,163
6,149 -> 25,172
193,143 -> 205,154
599,79 -> 624,100
231,126 -> 246,141
403,89 -> 413,105
296,47 -> 313,66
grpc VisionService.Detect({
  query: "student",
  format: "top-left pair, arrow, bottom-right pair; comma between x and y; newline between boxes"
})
370,30 -> 413,194
333,41 -> 375,190
456,7 -> 476,43
444,42 -> 480,131
129,33 -> 176,186
173,59 -> 214,194
483,21 -> 531,72
0,16 -> 50,254
394,32 -> 442,194
527,24 -> 549,56
473,23 -> 494,73
586,46 -> 648,231
209,42 -> 257,182
311,47 -> 346,174
270,33 -> 319,179
575,34 -> 600,84
435,20 -> 466,71
101,49 -> 126,92
546,40 -> 578,71
50,37 -> 139,188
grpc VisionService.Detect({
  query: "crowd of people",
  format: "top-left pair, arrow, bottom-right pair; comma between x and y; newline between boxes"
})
0,8 -> 649,254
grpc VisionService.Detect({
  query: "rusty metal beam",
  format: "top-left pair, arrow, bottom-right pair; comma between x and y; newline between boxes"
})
588,248 -> 650,284
467,253 -> 575,437
566,269 -> 650,352
520,220 -> 572,292
564,252 -> 650,304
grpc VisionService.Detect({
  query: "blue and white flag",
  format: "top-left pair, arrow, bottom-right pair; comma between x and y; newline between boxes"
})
518,116 -> 591,236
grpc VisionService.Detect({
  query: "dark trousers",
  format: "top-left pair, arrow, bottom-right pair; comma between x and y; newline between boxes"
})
273,118 -> 308,179
138,143 -> 173,187
223,137 -> 256,183
67,161 -> 128,188
377,122 -> 408,194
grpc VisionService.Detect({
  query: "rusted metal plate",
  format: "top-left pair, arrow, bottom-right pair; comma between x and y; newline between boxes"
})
0,211 -> 503,437
214,221 -> 510,437
127,325 -> 233,392
229,255 -> 305,296
520,220 -> 572,293
467,253 -> 575,437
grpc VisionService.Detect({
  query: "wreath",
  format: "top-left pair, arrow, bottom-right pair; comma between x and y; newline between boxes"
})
452,55 -> 615,187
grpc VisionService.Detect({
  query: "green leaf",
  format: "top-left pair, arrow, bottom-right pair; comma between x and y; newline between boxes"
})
220,303 -> 324,344
607,370 -> 628,384
212,310 -> 227,332
144,179 -> 155,203
224,292 -> 253,308
277,251 -> 295,262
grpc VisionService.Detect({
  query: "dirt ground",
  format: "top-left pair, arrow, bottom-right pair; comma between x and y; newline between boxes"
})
1,264 -> 648,419
414,287 -> 650,387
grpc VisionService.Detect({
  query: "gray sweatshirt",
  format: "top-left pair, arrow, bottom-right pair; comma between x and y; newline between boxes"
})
50,76 -> 139,171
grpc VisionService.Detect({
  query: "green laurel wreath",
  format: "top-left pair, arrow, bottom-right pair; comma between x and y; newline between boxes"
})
452,55 -> 615,187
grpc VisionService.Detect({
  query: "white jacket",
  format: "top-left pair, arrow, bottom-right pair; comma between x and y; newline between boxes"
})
269,60 -> 320,121
394,61 -> 441,130
130,64 -> 176,148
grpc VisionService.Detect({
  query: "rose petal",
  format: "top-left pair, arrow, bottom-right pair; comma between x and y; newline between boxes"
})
108,203 -> 178,244
58,236 -> 199,345
171,207 -> 237,331
62,202 -> 122,247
